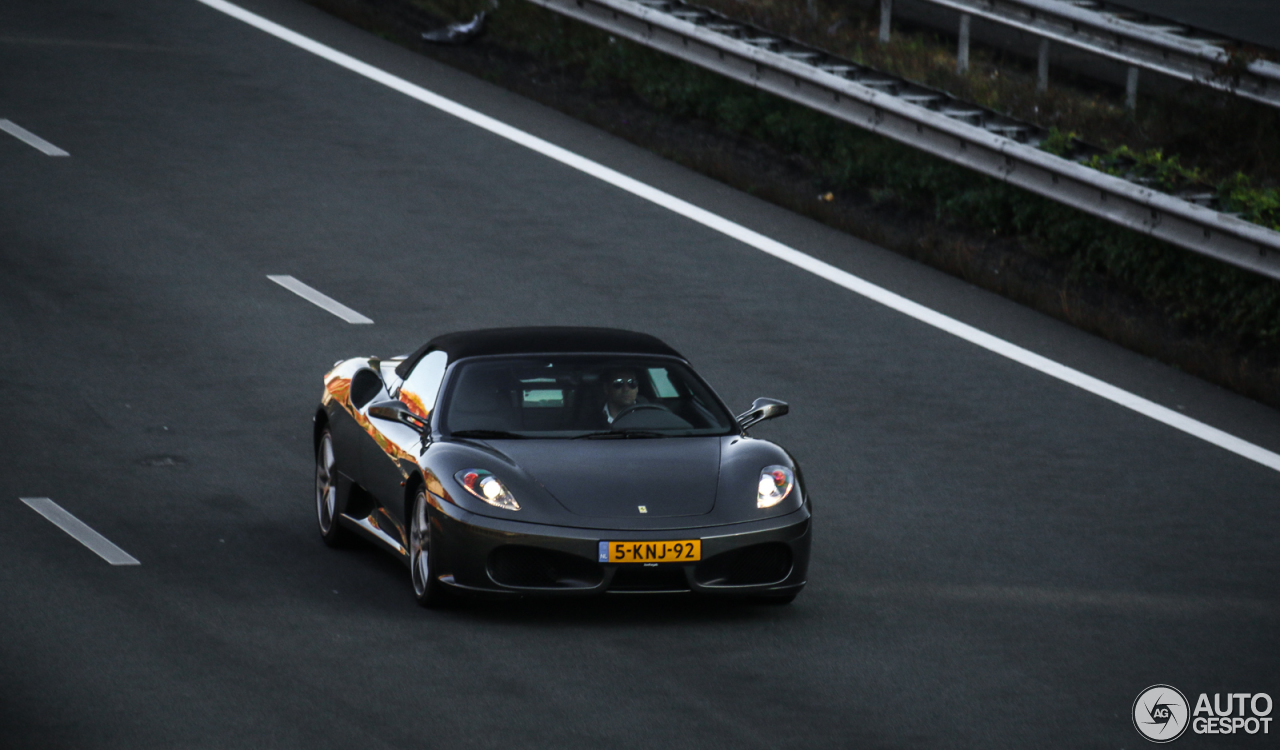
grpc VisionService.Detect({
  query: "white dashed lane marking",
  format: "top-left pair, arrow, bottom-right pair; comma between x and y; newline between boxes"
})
0,119 -> 69,156
267,275 -> 374,324
20,497 -> 140,565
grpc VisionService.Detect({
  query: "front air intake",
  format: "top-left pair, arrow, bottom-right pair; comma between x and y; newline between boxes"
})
694,543 -> 792,587
488,546 -> 603,589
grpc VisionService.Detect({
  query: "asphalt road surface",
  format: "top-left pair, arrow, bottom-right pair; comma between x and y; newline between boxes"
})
2,1 -> 1277,748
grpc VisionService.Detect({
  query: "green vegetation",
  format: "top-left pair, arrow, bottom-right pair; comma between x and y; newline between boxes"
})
1219,174 -> 1280,231
1072,141 -> 1280,231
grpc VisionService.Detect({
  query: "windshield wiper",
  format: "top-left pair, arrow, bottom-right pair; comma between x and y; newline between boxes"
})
572,429 -> 669,439
449,429 -> 529,440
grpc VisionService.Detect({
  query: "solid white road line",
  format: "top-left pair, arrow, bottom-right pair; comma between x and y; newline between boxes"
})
20,497 -> 140,565
202,0 -> 1280,474
0,119 -> 70,156
267,274 -> 374,324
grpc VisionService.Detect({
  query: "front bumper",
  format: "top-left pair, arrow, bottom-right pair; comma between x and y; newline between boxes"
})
428,496 -> 811,598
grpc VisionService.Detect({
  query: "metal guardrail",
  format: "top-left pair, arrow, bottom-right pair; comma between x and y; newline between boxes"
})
526,0 -> 1280,280
888,0 -> 1280,109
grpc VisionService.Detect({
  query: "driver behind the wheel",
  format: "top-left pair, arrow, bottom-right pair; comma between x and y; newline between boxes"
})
602,369 -> 644,425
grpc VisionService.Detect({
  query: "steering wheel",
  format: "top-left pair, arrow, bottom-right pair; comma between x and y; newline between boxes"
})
612,403 -> 673,421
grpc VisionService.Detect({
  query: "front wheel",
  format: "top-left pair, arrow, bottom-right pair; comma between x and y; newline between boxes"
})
316,428 -> 352,547
410,488 -> 450,608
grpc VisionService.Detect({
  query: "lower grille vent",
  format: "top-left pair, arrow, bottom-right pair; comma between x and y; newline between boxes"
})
695,543 -> 792,587
488,546 -> 603,588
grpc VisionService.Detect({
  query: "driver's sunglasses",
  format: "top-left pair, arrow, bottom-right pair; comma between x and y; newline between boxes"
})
608,378 -> 639,390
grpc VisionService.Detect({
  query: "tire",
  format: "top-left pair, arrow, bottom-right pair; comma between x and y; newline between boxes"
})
410,488 -> 451,608
315,428 -> 352,547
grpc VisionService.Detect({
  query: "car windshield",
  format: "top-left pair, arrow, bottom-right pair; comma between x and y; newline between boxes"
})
441,355 -> 737,438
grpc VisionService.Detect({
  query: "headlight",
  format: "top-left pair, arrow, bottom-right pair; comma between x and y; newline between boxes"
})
456,469 -> 520,511
757,465 -> 794,508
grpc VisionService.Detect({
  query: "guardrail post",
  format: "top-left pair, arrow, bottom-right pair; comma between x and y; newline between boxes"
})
879,0 -> 892,43
1037,38 -> 1050,92
957,13 -> 970,73
1125,65 -> 1139,110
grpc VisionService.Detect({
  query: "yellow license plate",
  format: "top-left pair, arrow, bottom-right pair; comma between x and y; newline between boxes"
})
599,540 -> 701,563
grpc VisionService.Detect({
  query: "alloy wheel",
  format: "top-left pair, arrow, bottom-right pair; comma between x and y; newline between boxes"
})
411,491 -> 430,597
316,432 -> 337,535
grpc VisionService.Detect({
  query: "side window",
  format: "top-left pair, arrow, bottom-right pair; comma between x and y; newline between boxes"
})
350,369 -> 383,410
399,350 -> 449,420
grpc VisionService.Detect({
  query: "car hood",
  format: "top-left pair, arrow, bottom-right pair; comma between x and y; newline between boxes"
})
494,438 -> 721,518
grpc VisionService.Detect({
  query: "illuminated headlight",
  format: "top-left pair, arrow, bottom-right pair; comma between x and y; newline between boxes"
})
456,469 -> 520,511
757,465 -> 794,508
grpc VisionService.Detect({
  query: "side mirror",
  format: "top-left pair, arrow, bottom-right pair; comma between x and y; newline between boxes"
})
735,398 -> 789,430
367,400 -> 430,433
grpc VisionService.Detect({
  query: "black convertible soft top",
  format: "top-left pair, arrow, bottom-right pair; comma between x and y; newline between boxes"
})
395,327 -> 685,378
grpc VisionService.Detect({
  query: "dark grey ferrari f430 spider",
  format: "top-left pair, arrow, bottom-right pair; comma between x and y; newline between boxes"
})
314,327 -> 810,606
